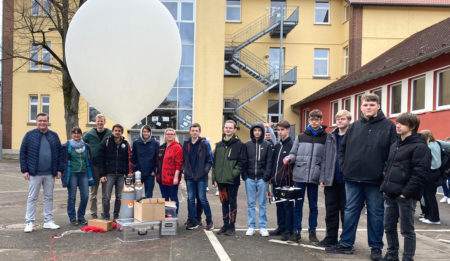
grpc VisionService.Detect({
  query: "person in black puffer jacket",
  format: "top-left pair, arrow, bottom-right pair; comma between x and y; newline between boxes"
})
98,124 -> 132,221
242,122 -> 274,237
380,113 -> 431,261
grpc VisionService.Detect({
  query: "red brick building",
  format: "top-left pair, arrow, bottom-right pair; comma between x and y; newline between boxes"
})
292,17 -> 450,140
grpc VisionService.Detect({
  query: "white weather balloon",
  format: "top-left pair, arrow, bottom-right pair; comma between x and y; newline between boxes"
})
65,0 -> 181,128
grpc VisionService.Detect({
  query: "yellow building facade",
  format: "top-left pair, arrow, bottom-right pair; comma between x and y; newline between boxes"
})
2,0 -> 450,149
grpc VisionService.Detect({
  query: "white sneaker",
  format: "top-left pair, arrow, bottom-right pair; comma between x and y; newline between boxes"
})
206,187 -> 210,192
24,222 -> 33,233
246,227 -> 255,236
215,190 -> 219,196
260,228 -> 269,237
447,198 -> 450,204
419,217 -> 426,222
421,219 -> 440,225
440,196 -> 448,203
43,221 -> 60,229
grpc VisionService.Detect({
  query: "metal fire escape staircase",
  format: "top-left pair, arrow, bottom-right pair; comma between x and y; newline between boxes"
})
224,7 -> 299,129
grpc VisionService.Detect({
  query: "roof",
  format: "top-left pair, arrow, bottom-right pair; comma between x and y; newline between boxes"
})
293,17 -> 450,107
346,0 -> 450,6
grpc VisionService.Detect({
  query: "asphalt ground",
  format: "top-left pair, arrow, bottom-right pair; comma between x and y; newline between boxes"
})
0,158 -> 449,261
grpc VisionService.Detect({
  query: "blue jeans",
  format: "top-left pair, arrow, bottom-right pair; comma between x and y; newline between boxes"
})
67,172 -> 89,222
442,178 -> 449,197
159,184 -> 179,215
339,181 -> 384,249
186,179 -> 212,223
245,178 -> 268,228
293,182 -> 318,232
142,175 -> 155,198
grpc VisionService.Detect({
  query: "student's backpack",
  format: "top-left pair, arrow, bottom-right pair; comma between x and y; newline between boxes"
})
437,141 -> 450,179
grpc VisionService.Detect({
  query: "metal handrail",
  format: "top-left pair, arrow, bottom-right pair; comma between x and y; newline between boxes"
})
236,106 -> 266,125
235,49 -> 275,80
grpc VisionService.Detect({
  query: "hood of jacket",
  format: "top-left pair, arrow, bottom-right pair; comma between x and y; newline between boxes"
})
361,110 -> 387,124
222,134 -> 240,146
400,133 -> 427,146
139,125 -> 152,144
250,122 -> 265,143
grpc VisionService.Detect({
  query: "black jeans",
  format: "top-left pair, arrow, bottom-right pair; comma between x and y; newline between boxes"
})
275,200 -> 294,234
218,183 -> 239,227
324,182 -> 346,243
423,169 -> 440,222
384,195 -> 416,260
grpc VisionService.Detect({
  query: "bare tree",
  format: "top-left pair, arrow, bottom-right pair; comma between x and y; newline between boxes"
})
4,0 -> 86,139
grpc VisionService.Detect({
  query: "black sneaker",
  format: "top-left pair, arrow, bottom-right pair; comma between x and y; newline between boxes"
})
186,221 -> 199,230
184,219 -> 190,227
224,227 -> 235,236
325,243 -> 354,254
316,239 -> 336,248
370,248 -> 382,261
206,221 -> 214,231
217,225 -> 228,235
382,254 -> 399,261
78,219 -> 88,225
309,231 -> 319,243
197,219 -> 203,227
269,227 -> 283,236
281,232 -> 291,241
290,231 -> 301,242
91,213 -> 98,219
70,220 -> 78,226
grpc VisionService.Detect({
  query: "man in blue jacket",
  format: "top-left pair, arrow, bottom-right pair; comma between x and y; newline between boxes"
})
326,94 -> 397,261
20,113 -> 63,233
183,123 -> 213,230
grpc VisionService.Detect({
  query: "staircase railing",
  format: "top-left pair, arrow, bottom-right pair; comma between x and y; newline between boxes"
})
235,106 -> 266,128
233,49 -> 274,81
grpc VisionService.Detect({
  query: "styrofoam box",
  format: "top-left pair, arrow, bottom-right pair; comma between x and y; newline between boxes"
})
161,217 -> 178,236
116,218 -> 160,242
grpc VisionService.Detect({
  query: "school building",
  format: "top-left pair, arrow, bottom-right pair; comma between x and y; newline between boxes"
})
2,0 -> 450,149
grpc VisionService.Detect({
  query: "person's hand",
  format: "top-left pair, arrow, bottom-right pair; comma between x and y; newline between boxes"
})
267,122 -> 273,127
23,172 -> 30,180
283,156 -> 291,165
101,176 -> 107,183
213,181 -> 218,188
173,175 -> 179,185
56,171 -> 62,179
127,173 -> 133,178
400,194 -> 405,199
320,182 -> 325,188
151,172 -> 155,176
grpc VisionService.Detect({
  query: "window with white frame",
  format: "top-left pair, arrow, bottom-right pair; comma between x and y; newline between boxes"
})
88,105 -> 101,124
411,77 -> 425,111
343,46 -> 349,75
314,49 -> 329,77
315,1 -> 330,24
226,0 -> 241,22
344,5 -> 349,22
41,95 -> 50,119
343,97 -> 351,112
372,88 -> 383,109
30,44 -> 39,70
42,43 -> 51,70
355,93 -> 363,120
29,95 -> 38,122
31,0 -> 51,16
31,0 -> 40,16
331,100 -> 339,125
390,83 -> 402,115
437,69 -> 450,108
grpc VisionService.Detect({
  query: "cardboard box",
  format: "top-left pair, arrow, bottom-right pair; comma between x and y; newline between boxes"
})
134,198 -> 165,222
88,219 -> 113,231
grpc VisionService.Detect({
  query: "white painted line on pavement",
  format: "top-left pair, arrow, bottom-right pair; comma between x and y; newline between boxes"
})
269,239 -> 326,250
212,228 -> 450,232
204,230 -> 231,261
437,239 -> 450,244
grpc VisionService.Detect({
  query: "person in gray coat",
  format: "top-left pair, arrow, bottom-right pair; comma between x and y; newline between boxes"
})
284,109 -> 327,243
317,110 -> 351,247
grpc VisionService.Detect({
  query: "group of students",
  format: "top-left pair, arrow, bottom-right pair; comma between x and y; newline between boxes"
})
20,93 -> 449,261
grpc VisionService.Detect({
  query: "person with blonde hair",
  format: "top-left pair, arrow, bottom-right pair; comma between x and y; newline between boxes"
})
156,128 -> 183,215
419,130 -> 450,224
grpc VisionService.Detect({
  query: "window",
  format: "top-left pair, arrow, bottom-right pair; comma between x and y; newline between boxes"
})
31,0 -> 51,16
268,100 -> 284,123
331,100 -> 339,125
271,0 -> 286,18
344,5 -> 349,22
343,46 -> 349,75
29,95 -> 38,122
343,97 -> 351,111
372,88 -> 383,108
315,1 -> 330,24
30,44 -> 39,70
42,43 -> 51,70
226,0 -> 241,22
88,105 -> 101,124
314,49 -> 329,77
41,95 -> 50,119
437,69 -> 450,108
303,109 -> 310,131
411,77 -> 425,111
355,93 -> 363,120
390,83 -> 402,115
270,47 -> 285,79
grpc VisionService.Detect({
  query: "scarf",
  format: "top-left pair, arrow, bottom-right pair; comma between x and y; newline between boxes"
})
307,125 -> 321,136
70,139 -> 85,153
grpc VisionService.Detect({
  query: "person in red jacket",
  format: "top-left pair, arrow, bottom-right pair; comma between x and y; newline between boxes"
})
156,128 -> 183,215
